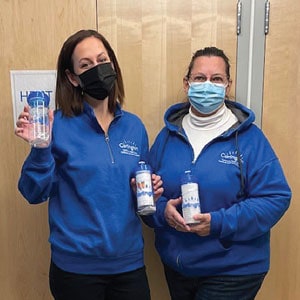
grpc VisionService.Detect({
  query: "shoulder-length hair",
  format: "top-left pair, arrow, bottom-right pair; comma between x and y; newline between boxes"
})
55,29 -> 125,116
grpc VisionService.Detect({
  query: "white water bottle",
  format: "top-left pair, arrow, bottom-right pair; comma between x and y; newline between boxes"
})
181,170 -> 201,225
135,161 -> 156,215
27,91 -> 50,147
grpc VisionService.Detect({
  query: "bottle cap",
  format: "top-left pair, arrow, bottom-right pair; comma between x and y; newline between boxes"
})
136,161 -> 152,173
27,91 -> 50,107
181,170 -> 195,184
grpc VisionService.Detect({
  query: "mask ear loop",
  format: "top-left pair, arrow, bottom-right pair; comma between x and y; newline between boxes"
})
224,78 -> 231,99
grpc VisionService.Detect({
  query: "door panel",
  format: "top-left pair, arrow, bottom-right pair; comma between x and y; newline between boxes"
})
257,0 -> 300,299
97,0 -> 237,143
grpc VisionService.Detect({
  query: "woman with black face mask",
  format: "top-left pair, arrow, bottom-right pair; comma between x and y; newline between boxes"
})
14,29 -> 163,300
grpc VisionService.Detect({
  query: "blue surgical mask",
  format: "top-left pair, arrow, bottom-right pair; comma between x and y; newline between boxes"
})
188,81 -> 226,114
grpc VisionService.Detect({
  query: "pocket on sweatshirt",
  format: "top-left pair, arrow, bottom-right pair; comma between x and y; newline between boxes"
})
176,237 -> 232,270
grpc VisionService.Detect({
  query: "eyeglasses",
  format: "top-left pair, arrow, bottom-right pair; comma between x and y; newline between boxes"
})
189,73 -> 228,86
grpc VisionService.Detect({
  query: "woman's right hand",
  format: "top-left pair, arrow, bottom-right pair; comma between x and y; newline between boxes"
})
14,106 -> 54,146
15,105 -> 31,142
165,197 -> 190,232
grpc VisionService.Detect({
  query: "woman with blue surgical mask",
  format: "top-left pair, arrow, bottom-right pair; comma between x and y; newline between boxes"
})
145,47 -> 291,300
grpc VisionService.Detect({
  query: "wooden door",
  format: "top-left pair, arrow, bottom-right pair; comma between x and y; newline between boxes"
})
256,0 -> 300,299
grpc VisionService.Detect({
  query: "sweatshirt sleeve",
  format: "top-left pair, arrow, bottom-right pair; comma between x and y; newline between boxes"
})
18,146 -> 55,204
141,195 -> 169,228
210,129 -> 291,241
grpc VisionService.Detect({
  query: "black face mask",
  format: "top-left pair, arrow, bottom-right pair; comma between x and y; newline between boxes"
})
78,63 -> 116,100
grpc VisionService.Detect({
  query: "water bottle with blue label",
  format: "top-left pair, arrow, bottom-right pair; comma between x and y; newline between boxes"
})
181,170 -> 201,225
135,161 -> 156,215
27,91 -> 50,147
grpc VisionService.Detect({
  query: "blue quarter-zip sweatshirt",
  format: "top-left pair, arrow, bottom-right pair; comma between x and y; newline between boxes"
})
146,100 -> 291,277
18,102 -> 149,274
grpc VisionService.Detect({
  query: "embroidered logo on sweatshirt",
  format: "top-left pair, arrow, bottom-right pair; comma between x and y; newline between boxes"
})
119,140 -> 139,157
218,151 -> 243,167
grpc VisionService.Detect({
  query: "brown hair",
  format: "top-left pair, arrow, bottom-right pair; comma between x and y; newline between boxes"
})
55,29 -> 125,116
185,46 -> 231,80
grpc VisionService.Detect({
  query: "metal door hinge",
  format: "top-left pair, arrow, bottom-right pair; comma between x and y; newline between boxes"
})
237,0 -> 242,35
264,0 -> 270,35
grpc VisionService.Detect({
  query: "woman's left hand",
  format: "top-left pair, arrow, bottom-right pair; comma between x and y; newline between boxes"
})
189,213 -> 211,236
130,173 -> 163,202
151,173 -> 163,201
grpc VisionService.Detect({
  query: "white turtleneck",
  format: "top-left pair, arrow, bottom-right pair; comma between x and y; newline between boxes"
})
182,104 -> 238,162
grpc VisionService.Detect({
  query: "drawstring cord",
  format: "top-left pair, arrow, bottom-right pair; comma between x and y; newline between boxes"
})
235,131 -> 245,198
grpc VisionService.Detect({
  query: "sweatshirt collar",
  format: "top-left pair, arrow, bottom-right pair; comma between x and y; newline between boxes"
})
164,100 -> 255,134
